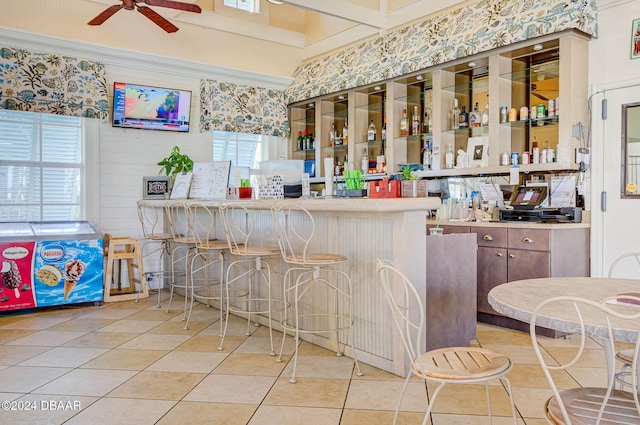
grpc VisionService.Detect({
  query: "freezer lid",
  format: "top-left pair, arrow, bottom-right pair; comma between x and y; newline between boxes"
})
0,222 -> 35,239
0,221 -> 102,241
31,221 -> 101,238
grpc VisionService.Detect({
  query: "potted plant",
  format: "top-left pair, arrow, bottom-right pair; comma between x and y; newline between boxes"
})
239,178 -> 252,199
400,165 -> 426,197
157,146 -> 194,178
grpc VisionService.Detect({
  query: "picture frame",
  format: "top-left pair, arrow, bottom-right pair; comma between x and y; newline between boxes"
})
142,176 -> 171,199
632,18 -> 640,60
170,172 -> 193,200
466,136 -> 489,168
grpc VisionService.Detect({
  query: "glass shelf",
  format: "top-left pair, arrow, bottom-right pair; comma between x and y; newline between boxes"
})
443,78 -> 489,95
441,125 -> 489,134
355,99 -> 385,113
500,116 -> 559,128
501,61 -> 559,83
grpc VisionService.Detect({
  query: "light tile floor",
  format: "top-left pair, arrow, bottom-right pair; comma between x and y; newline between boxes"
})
0,291 -> 612,424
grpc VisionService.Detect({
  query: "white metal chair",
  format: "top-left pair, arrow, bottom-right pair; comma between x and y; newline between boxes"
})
530,295 -> 640,424
376,258 -> 517,425
608,252 -> 640,391
136,199 -> 173,307
217,202 -> 282,354
271,202 -> 363,383
185,203 -> 229,332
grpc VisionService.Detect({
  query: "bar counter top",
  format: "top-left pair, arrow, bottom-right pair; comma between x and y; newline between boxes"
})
155,196 -> 442,212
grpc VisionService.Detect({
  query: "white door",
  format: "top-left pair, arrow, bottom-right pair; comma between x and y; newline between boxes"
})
591,82 -> 640,277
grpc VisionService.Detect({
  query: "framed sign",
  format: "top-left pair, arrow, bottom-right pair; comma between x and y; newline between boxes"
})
466,136 -> 489,167
142,176 -> 171,199
632,18 -> 640,60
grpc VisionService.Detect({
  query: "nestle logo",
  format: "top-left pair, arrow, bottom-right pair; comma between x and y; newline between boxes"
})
42,247 -> 65,261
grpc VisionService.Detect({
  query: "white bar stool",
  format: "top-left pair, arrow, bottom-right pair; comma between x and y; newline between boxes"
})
271,202 -> 363,383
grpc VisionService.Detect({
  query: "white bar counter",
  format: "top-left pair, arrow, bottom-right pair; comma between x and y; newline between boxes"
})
149,196 -> 441,375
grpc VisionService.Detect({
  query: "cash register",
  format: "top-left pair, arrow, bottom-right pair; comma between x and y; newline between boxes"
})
499,185 -> 582,223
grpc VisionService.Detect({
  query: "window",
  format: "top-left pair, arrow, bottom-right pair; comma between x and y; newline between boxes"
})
223,0 -> 260,13
213,130 -> 265,169
0,110 -> 84,222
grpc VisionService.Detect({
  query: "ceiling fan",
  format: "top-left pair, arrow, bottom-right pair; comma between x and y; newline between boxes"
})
88,0 -> 202,33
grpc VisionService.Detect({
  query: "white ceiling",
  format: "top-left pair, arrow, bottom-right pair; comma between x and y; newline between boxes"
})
86,0 -> 470,60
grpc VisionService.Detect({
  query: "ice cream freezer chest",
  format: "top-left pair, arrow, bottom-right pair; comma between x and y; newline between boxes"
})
0,221 -> 103,312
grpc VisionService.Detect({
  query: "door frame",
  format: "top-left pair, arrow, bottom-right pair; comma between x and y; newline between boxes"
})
590,78 -> 640,277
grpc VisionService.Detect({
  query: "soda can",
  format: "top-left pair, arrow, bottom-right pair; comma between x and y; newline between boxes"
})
500,106 -> 508,123
521,151 -> 530,164
511,152 -> 519,166
537,104 -> 546,119
548,99 -> 555,117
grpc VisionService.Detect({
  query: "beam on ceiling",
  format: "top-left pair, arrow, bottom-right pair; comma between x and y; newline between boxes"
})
279,0 -> 387,29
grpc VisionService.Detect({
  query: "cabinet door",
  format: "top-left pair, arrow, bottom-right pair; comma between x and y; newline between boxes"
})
507,248 -> 550,282
477,246 -> 507,314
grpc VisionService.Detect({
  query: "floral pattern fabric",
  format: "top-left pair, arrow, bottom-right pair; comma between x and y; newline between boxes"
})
285,0 -> 598,104
200,79 -> 289,137
0,46 -> 109,119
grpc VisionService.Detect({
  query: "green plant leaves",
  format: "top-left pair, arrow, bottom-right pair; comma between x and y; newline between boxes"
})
157,146 -> 193,176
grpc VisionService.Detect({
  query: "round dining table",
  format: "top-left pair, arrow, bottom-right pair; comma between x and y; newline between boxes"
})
488,277 -> 640,343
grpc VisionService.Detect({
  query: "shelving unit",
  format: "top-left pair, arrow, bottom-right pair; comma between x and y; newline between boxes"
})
287,30 -> 589,182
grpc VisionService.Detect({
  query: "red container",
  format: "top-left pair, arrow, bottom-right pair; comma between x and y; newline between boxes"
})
369,178 -> 401,198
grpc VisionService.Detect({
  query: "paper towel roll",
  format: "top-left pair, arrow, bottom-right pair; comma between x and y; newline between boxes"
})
324,157 -> 334,196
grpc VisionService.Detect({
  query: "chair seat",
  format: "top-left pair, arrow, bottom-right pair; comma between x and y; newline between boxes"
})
232,246 -> 280,256
286,253 -> 347,264
547,387 -> 640,424
148,233 -> 173,241
415,347 -> 511,380
197,240 -> 229,250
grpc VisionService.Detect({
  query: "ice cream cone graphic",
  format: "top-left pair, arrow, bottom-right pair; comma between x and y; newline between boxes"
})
1,260 -> 22,298
63,259 -> 86,300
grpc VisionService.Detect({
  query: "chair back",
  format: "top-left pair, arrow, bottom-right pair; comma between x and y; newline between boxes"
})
530,295 -> 640,424
136,200 -> 168,240
219,202 -> 252,254
376,259 -> 425,373
271,203 -> 315,264
608,252 -> 640,279
165,202 -> 191,243
185,203 -> 217,249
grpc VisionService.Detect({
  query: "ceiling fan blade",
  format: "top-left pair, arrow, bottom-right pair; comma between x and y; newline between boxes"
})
143,0 -> 202,13
88,4 -> 125,26
137,6 -> 180,33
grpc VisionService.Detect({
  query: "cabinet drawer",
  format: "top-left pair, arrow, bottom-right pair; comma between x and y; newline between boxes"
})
476,227 -> 507,247
507,228 -> 549,251
427,224 -> 470,235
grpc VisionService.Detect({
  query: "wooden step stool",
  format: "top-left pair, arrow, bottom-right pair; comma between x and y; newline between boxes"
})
103,234 -> 149,302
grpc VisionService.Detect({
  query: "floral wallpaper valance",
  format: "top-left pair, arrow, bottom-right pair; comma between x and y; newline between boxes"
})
200,79 -> 289,137
0,46 -> 109,119
285,0 -> 598,104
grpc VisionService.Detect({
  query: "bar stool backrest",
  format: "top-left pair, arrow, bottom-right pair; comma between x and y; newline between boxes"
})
185,203 -> 217,248
608,252 -> 640,278
270,203 -> 315,265
136,200 -> 167,240
219,202 -> 253,254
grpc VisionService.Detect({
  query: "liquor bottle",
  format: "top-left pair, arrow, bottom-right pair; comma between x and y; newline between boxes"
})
423,103 -> 432,134
367,120 -> 376,141
469,103 -> 480,127
329,123 -> 336,146
451,99 -> 460,130
481,102 -> 489,126
445,143 -> 454,169
304,129 -> 310,150
422,140 -> 432,170
342,119 -> 349,145
411,106 -> 420,135
459,105 -> 468,128
297,131 -> 303,151
361,149 -> 369,174
400,108 -> 409,136
381,116 -> 387,142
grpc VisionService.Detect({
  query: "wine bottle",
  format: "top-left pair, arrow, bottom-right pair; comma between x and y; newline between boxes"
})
342,119 -> 349,145
329,123 -> 336,146
481,102 -> 489,126
297,131 -> 303,151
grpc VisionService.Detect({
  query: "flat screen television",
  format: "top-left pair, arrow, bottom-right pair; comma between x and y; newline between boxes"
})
112,82 -> 191,133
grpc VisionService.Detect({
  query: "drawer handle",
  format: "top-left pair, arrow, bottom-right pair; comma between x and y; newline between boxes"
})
482,235 -> 494,241
509,254 -> 515,258
496,252 -> 503,257
522,237 -> 534,243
